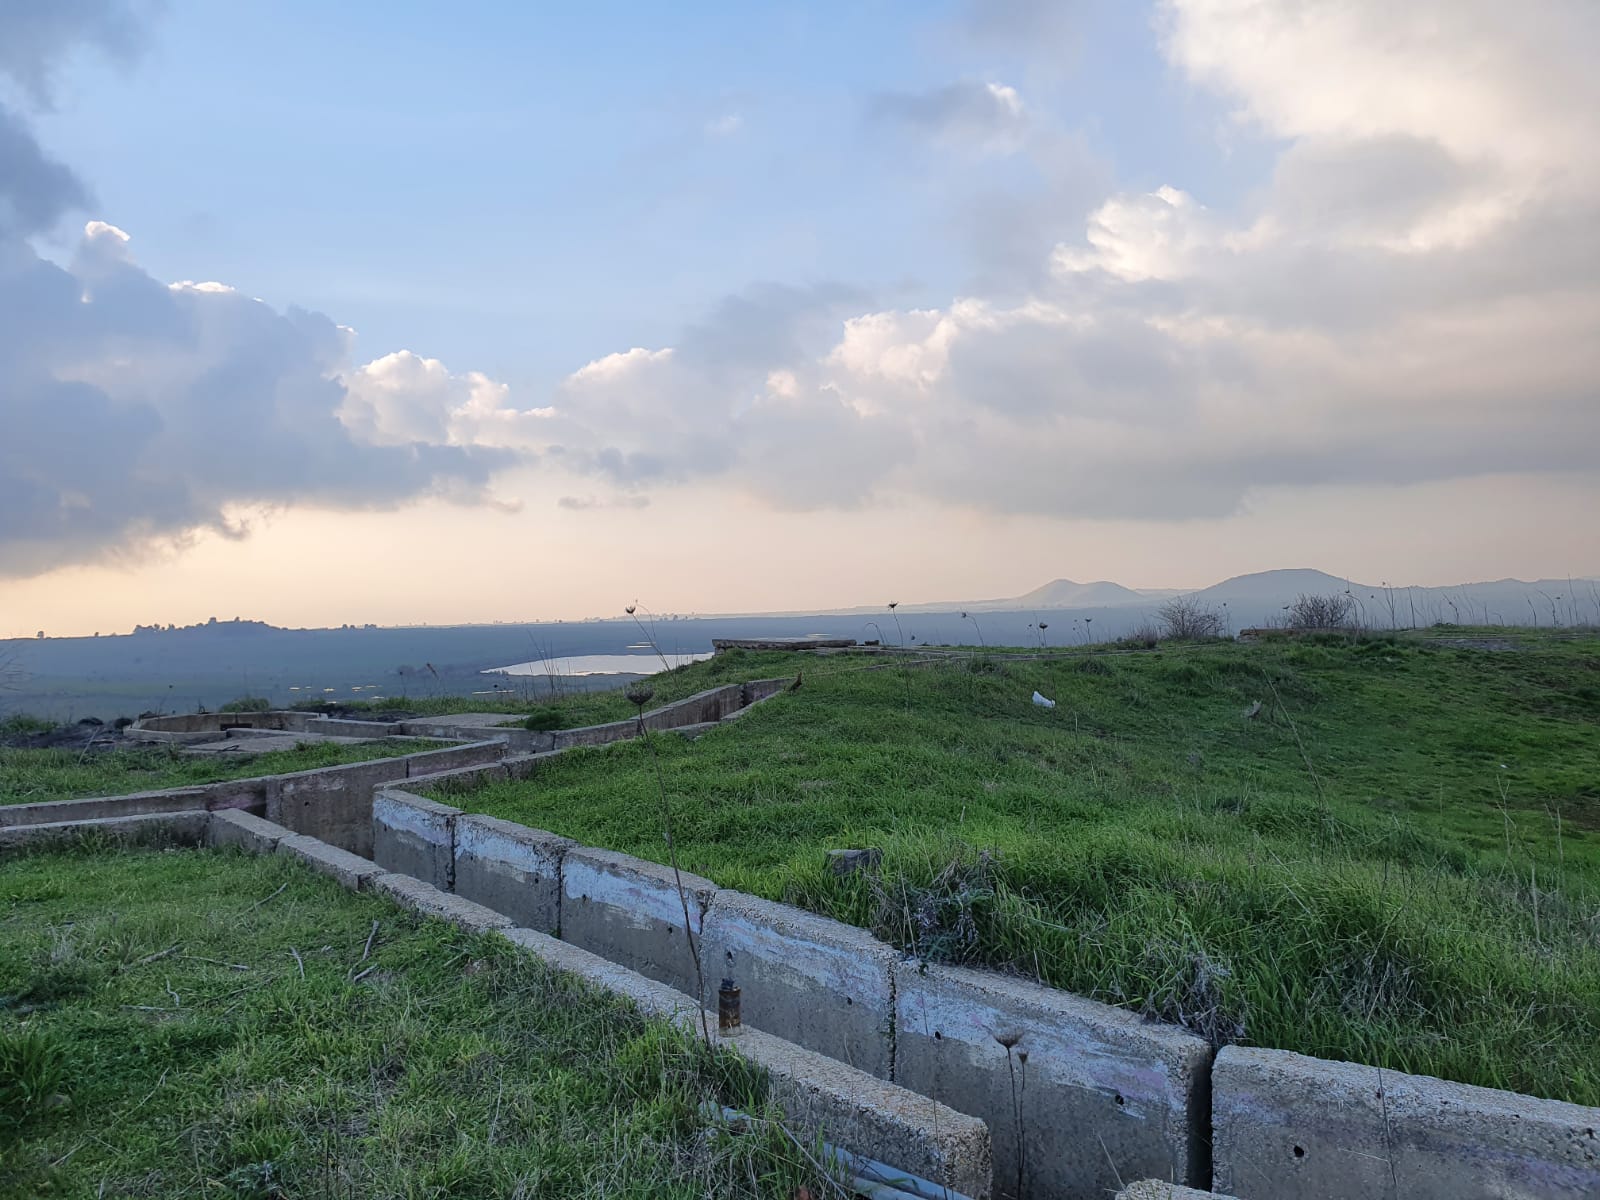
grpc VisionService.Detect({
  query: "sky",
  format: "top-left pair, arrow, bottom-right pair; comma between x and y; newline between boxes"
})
2,0 -> 1597,637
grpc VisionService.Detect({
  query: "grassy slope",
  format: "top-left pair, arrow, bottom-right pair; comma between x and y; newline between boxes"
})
446,635 -> 1600,1106
0,740 -> 446,807
0,845 -> 824,1199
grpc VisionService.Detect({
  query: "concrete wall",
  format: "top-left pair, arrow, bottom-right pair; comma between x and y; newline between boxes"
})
270,758 -> 416,856
561,846 -> 717,996
372,788 -> 459,889
1212,1045 -> 1600,1200
895,960 -> 1213,1200
0,786 -> 212,828
700,890 -> 896,1080
454,814 -> 574,935
401,741 -> 508,778
0,810 -> 211,850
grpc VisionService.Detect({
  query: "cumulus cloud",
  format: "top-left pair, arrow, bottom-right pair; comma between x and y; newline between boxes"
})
546,0 -> 1598,523
0,4 -> 525,577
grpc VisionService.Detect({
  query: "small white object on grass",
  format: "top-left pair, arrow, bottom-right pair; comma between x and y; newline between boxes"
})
1031,691 -> 1056,709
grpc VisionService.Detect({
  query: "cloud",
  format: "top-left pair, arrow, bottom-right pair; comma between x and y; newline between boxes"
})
0,4 -> 527,578
870,80 -> 1029,154
705,113 -> 742,138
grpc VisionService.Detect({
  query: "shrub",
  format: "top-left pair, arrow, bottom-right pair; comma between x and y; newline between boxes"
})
1286,592 -> 1356,630
0,1026 -> 69,1138
523,707 -> 567,732
1156,596 -> 1226,641
218,696 -> 272,714
1122,622 -> 1161,649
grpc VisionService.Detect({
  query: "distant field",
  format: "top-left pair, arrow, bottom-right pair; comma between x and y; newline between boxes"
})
0,845 -> 820,1198
0,738 -> 446,807
438,632 -> 1600,1106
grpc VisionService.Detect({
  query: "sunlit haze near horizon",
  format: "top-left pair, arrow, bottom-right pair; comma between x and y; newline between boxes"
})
3,1 -> 1597,638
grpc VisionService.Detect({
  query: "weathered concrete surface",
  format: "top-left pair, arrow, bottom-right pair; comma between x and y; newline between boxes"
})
497,926 -> 705,1026
373,873 -> 515,934
0,810 -> 210,850
561,847 -> 716,996
0,786 -> 210,828
895,960 -> 1213,1200
700,890 -> 896,1079
722,1021 -> 992,1200
270,758 -> 415,856
208,809 -> 290,854
495,925 -> 989,1199
1116,1183 -> 1234,1200
402,741 -> 507,778
454,815 -> 574,934
371,789 -> 459,890
1212,1045 -> 1600,1200
277,833 -> 385,890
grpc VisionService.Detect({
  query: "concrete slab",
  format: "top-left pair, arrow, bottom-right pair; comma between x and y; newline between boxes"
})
208,809 -> 290,854
894,960 -> 1213,1200
372,873 -> 515,934
560,846 -> 717,996
186,732 -> 371,754
497,926 -> 704,1027
1117,1184 -> 1234,1200
1212,1045 -> 1600,1200
721,1021 -> 992,1200
494,926 -> 989,1200
371,789 -> 459,890
454,814 -> 575,934
276,834 -> 385,891
699,889 -> 896,1079
0,810 -> 210,850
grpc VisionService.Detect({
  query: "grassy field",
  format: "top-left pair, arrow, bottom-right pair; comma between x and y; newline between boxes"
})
0,739 -> 447,807
0,843 -> 827,1199
434,632 -> 1600,1107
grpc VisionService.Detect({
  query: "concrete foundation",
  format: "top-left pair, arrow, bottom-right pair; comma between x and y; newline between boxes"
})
497,924 -> 990,1198
894,960 -> 1213,1200
561,846 -> 717,996
372,872 -> 515,935
1117,1184 -> 1235,1200
208,809 -> 289,854
276,833 -> 385,891
700,889 -> 897,1080
0,810 -> 210,850
1211,1045 -> 1600,1200
372,789 -> 459,890
454,814 -> 574,935
726,1020 -> 992,1200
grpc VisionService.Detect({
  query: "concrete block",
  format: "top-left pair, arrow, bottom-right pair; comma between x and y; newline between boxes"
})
700,890 -> 896,1079
0,787 -> 209,828
1117,1183 -> 1235,1200
495,927 -> 989,1199
0,810 -> 210,850
497,926 -> 704,1027
371,789 -> 459,890
723,1021 -> 992,1200
454,815 -> 574,934
561,846 -> 716,996
208,809 -> 290,855
895,960 -> 1213,1200
402,741 -> 508,778
373,872 -> 515,934
271,757 -> 411,856
1212,1045 -> 1600,1200
551,719 -> 637,749
276,833 -> 385,891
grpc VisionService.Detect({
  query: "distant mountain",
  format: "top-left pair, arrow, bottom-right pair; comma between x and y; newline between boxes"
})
1192,569 -> 1363,602
1012,578 -> 1149,608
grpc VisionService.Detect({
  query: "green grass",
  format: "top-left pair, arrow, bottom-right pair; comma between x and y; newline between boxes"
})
0,844 -> 829,1199
436,634 -> 1600,1106
1,740 -> 447,807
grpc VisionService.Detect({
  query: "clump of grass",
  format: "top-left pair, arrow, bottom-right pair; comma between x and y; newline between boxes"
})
522,706 -> 567,732
0,845 -> 832,1197
217,696 -> 273,714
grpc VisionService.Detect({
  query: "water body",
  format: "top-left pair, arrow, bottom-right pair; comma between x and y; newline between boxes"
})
487,651 -> 712,677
